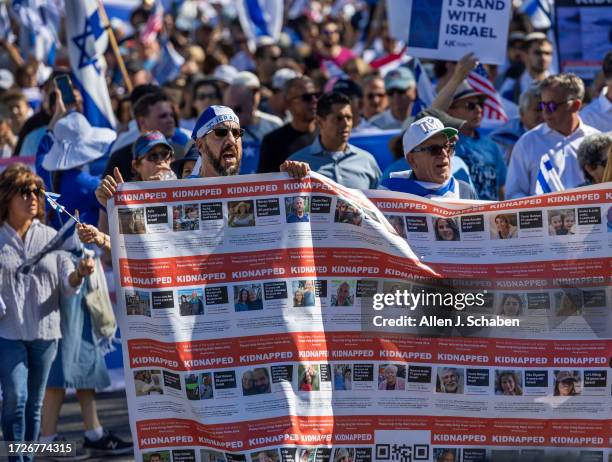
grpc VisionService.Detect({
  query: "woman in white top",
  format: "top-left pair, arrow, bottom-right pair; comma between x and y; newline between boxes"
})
0,164 -> 94,455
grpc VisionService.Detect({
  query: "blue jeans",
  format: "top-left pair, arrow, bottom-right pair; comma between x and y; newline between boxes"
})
0,337 -> 57,462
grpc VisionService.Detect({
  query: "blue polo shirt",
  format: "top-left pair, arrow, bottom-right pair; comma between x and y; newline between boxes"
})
288,137 -> 381,189
454,130 -> 506,201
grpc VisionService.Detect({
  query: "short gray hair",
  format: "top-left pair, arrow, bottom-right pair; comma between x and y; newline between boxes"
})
539,73 -> 585,101
283,76 -> 313,98
577,133 -> 612,182
518,83 -> 541,115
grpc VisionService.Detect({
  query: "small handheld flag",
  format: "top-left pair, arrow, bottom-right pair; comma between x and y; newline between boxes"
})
44,191 -> 82,225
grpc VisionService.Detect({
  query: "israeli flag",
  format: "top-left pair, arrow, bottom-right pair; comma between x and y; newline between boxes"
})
10,0 -> 59,65
152,39 -> 185,85
65,0 -> 116,129
17,213 -> 88,275
236,0 -> 283,43
0,1 -> 15,44
409,57 -> 436,115
535,153 -> 565,195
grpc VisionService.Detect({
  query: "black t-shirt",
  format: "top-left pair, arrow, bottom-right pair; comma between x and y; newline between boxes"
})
257,124 -> 316,173
102,143 -> 135,182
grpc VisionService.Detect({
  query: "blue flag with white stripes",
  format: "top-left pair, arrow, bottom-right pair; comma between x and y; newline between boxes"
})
236,0 -> 283,42
535,153 -> 565,195
65,0 -> 116,129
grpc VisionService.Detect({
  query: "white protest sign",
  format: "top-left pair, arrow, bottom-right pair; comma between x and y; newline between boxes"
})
386,0 -> 512,65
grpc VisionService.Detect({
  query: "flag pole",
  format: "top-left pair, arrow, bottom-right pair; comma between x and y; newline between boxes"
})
97,0 -> 133,94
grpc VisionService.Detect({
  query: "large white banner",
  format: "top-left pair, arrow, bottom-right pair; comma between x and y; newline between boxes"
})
108,174 -> 612,461
386,0 -> 512,65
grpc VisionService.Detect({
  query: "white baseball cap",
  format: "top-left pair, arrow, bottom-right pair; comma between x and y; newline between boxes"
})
403,116 -> 458,155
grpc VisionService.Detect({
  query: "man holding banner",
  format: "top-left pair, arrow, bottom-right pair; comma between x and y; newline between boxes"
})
381,116 -> 477,199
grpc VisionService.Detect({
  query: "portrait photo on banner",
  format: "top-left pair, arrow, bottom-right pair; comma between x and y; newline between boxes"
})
118,207 -> 146,234
291,280 -> 317,307
285,195 -> 311,223
173,203 -> 200,231
228,200 -> 256,227
234,284 -> 263,311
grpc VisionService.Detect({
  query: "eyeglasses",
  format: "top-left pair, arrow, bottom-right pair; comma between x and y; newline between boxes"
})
290,92 -> 321,103
143,149 -> 174,163
453,101 -> 483,111
206,127 -> 245,139
386,89 -> 407,97
321,29 -> 338,36
538,99 -> 574,113
195,92 -> 217,100
19,185 -> 43,200
412,142 -> 456,156
533,50 -> 552,56
366,92 -> 386,100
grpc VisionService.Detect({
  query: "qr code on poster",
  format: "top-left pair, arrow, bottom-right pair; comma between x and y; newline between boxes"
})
374,430 -> 431,462
375,443 -> 429,462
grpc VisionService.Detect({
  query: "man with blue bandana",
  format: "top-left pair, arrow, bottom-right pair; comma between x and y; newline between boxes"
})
190,105 -> 309,179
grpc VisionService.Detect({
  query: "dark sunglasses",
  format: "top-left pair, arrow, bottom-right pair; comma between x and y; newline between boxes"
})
321,29 -> 338,36
538,100 -> 573,114
195,92 -> 217,100
19,185 -> 44,199
453,101 -> 483,111
412,142 -> 455,156
144,149 -> 174,163
366,92 -> 386,100
207,127 -> 245,139
386,89 -> 408,97
291,92 -> 321,103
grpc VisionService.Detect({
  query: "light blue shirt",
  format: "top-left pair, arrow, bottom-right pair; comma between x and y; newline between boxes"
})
288,137 -> 381,189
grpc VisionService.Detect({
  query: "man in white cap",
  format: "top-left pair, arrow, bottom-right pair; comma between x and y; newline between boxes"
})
380,116 -> 477,200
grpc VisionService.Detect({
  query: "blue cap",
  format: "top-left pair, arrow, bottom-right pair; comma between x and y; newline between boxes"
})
133,131 -> 174,160
192,105 -> 240,140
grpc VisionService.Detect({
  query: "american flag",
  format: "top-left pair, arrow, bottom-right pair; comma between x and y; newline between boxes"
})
467,63 -> 508,122
140,0 -> 163,45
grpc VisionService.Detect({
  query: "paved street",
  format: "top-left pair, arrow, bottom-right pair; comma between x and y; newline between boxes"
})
1,390 -> 134,462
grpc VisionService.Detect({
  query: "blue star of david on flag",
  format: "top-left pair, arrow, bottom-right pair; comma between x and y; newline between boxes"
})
72,9 -> 105,73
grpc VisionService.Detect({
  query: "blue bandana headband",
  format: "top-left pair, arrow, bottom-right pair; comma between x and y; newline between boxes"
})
192,105 -> 240,140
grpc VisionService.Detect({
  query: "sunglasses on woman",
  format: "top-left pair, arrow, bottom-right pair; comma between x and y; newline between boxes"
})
207,127 -> 245,139
143,149 -> 174,163
19,185 -> 44,200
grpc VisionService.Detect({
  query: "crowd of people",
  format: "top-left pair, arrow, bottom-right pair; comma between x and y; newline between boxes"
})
0,0 -> 611,459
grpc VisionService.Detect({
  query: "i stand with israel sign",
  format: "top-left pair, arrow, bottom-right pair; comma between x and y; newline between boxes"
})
386,0 -> 512,64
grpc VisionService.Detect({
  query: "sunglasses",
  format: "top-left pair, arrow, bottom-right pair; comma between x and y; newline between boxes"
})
453,101 -> 483,111
207,127 -> 245,139
366,92 -> 386,100
143,149 -> 174,163
412,142 -> 455,156
386,89 -> 407,97
538,100 -> 573,114
290,92 -> 321,103
19,185 -> 44,199
195,92 -> 217,100
321,29 -> 338,36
